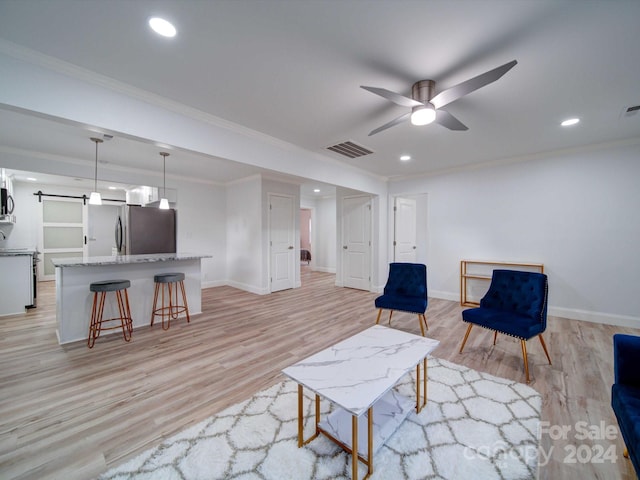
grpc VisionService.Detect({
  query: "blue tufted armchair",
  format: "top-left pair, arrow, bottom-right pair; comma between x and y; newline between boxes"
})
459,269 -> 551,383
375,263 -> 428,336
611,333 -> 640,476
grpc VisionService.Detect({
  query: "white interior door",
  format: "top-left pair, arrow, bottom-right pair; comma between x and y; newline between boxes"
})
394,197 -> 417,262
342,196 -> 371,290
269,194 -> 295,292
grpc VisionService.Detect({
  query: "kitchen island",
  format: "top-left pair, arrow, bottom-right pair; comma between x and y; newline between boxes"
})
52,253 -> 211,345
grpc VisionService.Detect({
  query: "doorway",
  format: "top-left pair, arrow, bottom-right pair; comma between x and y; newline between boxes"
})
392,194 -> 428,265
269,193 -> 295,292
341,195 -> 371,290
300,208 -> 311,265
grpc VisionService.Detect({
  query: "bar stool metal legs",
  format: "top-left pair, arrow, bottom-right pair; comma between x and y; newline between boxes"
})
150,273 -> 190,330
88,279 -> 133,348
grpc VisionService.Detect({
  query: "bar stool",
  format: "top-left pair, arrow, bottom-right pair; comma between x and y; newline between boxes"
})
150,272 -> 190,330
88,279 -> 133,348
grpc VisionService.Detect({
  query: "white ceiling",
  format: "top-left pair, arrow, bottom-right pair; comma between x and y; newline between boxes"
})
0,0 -> 639,189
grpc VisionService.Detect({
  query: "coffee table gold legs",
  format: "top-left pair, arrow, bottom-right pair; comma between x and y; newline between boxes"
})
297,384 -> 375,479
297,385 -> 320,447
352,415 -> 358,479
416,357 -> 428,413
351,407 -> 374,480
367,407 -> 373,477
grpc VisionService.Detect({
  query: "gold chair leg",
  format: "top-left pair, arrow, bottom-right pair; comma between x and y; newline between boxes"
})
375,309 -> 383,325
459,324 -> 473,353
493,331 -> 498,345
388,310 -> 393,325
624,448 -> 629,458
521,339 -> 530,383
538,334 -> 552,364
421,313 -> 429,331
417,314 -> 425,336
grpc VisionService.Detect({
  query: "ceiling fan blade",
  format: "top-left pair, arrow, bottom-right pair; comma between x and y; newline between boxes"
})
435,110 -> 468,131
368,112 -> 411,136
430,60 -> 517,110
361,86 -> 423,108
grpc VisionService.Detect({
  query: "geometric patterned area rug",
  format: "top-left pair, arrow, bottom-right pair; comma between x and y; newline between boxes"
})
100,358 -> 541,480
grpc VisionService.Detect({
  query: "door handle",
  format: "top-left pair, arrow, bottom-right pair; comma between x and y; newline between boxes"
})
288,246 -> 294,249
343,245 -> 348,249
413,246 -> 417,249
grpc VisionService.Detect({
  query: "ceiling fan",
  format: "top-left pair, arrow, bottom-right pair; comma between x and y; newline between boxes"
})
361,60 -> 517,136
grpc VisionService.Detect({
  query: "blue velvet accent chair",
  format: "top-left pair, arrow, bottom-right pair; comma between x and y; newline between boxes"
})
375,263 -> 428,336
612,333 -> 640,476
459,269 -> 551,383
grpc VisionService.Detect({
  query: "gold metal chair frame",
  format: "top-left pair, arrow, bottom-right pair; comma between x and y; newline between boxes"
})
375,308 -> 429,336
459,324 -> 552,383
295,358 -> 428,479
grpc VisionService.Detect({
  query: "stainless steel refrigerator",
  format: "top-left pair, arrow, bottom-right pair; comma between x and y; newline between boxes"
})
115,205 -> 176,255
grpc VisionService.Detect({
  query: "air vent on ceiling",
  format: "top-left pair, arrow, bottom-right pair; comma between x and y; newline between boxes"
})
326,141 -> 373,159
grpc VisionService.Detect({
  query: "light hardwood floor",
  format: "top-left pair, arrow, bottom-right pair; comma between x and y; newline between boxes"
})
0,267 -> 638,479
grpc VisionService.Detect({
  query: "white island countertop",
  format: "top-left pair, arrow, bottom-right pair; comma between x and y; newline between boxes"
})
53,252 -> 211,344
51,252 -> 210,267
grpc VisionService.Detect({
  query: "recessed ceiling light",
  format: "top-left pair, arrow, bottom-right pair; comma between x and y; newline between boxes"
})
108,186 -> 118,190
561,118 -> 580,127
149,17 -> 176,38
313,188 -> 321,193
26,177 -> 37,181
400,155 -> 411,161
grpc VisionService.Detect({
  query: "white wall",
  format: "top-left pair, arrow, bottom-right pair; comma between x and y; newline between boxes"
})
226,175 -> 263,293
389,140 -> 640,327
172,179 -> 226,288
314,196 -> 337,273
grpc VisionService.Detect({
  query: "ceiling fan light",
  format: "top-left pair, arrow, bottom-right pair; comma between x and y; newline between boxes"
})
159,198 -> 170,210
89,191 -> 102,205
410,105 -> 436,126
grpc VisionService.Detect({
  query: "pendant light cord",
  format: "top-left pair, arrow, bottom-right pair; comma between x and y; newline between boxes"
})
94,140 -> 98,192
160,152 -> 169,198
90,137 -> 103,193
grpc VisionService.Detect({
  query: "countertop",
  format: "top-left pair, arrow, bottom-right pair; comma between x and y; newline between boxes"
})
51,253 -> 211,268
0,248 -> 38,256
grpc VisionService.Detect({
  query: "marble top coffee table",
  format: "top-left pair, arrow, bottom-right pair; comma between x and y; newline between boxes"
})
282,325 -> 440,479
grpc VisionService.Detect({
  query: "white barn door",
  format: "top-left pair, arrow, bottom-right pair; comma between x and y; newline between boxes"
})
269,194 -> 295,292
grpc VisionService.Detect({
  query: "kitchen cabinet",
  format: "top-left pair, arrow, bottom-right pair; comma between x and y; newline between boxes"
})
0,252 -> 33,316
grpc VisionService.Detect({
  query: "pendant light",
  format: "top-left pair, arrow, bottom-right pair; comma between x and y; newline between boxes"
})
159,152 -> 170,209
89,137 -> 103,205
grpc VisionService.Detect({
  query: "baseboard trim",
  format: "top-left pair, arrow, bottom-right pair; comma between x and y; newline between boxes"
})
312,266 -> 336,274
225,280 -> 269,295
429,290 -> 640,328
548,307 -> 640,329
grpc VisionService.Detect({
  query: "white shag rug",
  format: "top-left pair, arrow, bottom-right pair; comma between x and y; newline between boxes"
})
101,358 -> 541,480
